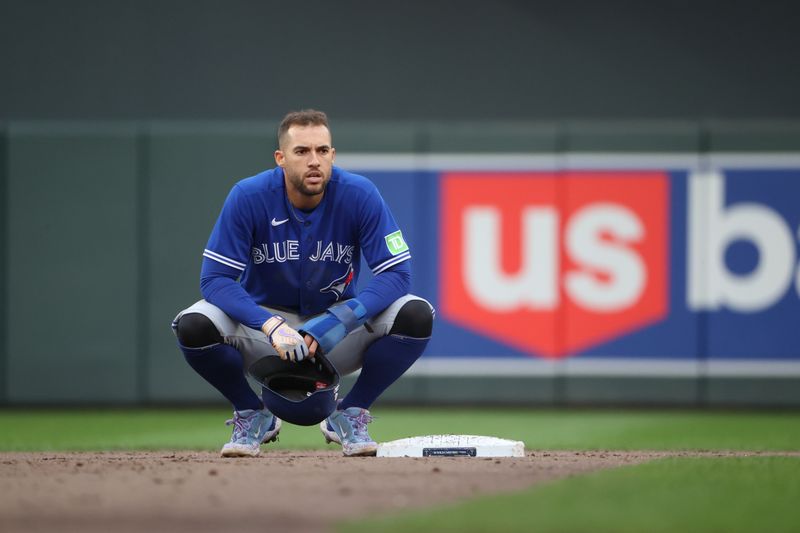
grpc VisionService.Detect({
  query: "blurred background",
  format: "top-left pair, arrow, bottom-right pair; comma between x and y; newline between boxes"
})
1,0 -> 799,408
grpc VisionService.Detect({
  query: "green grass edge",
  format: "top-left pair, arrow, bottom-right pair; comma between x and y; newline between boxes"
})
339,456 -> 800,533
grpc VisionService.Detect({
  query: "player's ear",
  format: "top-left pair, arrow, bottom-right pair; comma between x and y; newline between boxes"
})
274,150 -> 285,167
331,147 -> 335,163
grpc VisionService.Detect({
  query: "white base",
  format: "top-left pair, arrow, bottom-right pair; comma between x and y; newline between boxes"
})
376,435 -> 525,458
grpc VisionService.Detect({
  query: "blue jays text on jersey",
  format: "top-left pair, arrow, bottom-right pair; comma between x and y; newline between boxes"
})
199,166 -> 411,329
251,240 -> 355,265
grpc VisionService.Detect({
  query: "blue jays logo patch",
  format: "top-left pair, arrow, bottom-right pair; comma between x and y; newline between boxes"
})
320,263 -> 355,301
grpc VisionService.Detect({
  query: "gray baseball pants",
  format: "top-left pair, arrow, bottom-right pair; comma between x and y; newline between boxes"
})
172,294 -> 432,376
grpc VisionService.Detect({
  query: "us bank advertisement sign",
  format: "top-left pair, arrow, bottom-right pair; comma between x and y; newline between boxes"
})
341,154 -> 800,376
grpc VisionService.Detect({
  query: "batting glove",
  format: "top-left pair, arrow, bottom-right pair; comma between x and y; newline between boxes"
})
263,315 -> 310,362
299,298 -> 368,355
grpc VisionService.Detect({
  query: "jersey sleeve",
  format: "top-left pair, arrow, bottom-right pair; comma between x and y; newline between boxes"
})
199,184 -> 273,329
358,184 -> 412,275
203,184 -> 253,272
357,260 -> 411,318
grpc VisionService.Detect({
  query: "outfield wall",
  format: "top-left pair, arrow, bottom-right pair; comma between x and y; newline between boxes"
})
1,121 -> 799,406
3,1 -> 800,123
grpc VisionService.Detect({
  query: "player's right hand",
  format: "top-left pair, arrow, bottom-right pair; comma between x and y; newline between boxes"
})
263,316 -> 310,362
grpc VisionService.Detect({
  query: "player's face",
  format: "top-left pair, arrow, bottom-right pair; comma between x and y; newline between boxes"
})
275,125 -> 335,207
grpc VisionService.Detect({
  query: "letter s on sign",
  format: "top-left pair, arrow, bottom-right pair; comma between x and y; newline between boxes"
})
564,203 -> 646,312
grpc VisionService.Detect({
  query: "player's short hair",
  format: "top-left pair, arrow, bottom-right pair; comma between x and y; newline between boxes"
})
278,109 -> 330,148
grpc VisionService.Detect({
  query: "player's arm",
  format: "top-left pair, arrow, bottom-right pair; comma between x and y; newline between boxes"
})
299,183 -> 411,355
350,181 -> 412,318
201,185 -> 308,361
355,260 -> 411,316
200,266 -> 309,362
299,260 -> 410,356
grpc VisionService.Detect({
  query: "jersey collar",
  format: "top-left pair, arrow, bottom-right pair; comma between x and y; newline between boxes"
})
276,166 -> 337,225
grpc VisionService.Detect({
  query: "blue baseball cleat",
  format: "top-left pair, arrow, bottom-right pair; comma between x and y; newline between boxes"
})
221,408 -> 281,457
319,407 -> 378,457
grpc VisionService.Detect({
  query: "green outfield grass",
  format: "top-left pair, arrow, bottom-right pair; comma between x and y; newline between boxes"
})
0,407 -> 798,452
342,456 -> 800,533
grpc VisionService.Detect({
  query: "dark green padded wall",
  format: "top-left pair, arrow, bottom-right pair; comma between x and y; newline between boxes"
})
6,125 -> 139,402
334,122 -> 419,153
146,123 -> 278,401
707,121 -> 800,152
425,122 -> 560,153
3,1 -> 799,122
0,126 -> 7,403
564,121 -> 701,152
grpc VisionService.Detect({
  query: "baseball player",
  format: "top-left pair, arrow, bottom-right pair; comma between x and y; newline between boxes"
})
172,109 -> 434,457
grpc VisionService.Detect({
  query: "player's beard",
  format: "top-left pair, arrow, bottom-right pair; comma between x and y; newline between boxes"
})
289,171 -> 330,197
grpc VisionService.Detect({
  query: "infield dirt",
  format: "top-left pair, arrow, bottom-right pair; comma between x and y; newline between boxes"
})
0,450 -> 786,533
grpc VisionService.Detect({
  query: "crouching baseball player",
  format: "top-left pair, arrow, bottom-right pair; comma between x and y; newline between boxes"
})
172,109 -> 433,457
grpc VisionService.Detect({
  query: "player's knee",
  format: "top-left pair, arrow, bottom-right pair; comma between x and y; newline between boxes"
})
176,313 -> 223,348
389,300 -> 433,338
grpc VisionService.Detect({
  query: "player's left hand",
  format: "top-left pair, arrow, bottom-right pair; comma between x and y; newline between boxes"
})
299,298 -> 367,355
304,335 -> 319,357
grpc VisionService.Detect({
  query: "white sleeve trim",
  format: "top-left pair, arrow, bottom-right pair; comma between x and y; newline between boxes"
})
372,251 -> 411,275
203,249 -> 247,271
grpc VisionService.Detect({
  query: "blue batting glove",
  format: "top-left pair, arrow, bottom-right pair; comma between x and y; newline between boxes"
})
300,299 -> 368,355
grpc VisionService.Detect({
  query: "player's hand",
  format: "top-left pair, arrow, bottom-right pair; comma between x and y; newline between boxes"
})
262,316 -> 310,362
299,298 -> 367,355
304,334 -> 319,358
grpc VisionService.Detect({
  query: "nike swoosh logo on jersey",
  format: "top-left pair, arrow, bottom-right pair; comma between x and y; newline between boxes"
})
271,218 -> 289,226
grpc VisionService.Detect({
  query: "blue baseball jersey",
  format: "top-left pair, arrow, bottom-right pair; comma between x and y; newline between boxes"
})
199,166 -> 411,329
